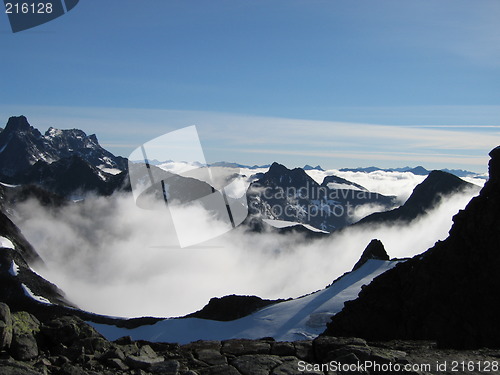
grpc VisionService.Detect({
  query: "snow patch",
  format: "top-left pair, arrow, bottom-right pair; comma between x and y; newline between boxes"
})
0,236 -> 15,249
46,127 -> 63,138
0,181 -> 19,188
98,166 -> 122,175
9,261 -> 19,276
326,182 -> 364,191
263,219 -> 329,233
21,284 -> 51,304
0,142 -> 8,154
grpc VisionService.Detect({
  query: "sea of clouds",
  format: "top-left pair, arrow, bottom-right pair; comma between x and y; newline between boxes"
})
13,168 -> 484,318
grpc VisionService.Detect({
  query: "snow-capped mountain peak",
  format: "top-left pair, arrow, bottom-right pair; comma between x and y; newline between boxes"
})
0,116 -> 127,179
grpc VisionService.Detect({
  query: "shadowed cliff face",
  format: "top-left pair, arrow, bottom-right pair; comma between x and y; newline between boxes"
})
324,146 -> 500,349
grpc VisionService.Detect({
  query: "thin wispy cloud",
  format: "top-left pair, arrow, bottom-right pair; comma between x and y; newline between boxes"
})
1,105 -> 499,172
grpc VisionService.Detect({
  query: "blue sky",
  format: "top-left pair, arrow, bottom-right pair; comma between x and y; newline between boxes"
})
1,0 -> 499,172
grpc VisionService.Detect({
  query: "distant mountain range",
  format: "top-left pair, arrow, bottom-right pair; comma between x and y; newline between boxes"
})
340,165 -> 484,178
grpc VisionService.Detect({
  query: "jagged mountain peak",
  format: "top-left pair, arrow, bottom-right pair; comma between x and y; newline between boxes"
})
0,116 -> 127,182
44,126 -> 101,152
303,164 -> 324,171
263,162 -> 317,186
4,115 -> 33,133
404,170 -> 472,209
357,169 -> 478,226
352,239 -> 389,271
488,146 -> 500,182
321,175 -> 367,191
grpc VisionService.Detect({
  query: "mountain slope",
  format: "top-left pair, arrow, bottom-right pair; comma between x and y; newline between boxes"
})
0,209 -> 76,312
356,170 -> 479,225
247,162 -> 396,232
13,155 -> 128,198
0,116 -> 127,179
324,146 -> 500,349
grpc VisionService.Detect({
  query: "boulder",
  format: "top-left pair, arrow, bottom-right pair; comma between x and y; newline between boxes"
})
0,302 -> 13,350
231,354 -> 283,375
9,311 -> 40,361
10,333 -> 38,361
221,339 -> 271,356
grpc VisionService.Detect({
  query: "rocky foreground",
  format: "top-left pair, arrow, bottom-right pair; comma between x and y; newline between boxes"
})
2,303 -> 500,375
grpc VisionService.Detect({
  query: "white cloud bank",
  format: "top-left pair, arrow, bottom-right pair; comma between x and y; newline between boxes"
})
12,176 -> 480,319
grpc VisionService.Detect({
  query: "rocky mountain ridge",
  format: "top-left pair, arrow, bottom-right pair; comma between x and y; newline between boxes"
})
325,146 -> 500,349
0,116 -> 127,179
247,162 -> 396,232
356,170 -> 479,226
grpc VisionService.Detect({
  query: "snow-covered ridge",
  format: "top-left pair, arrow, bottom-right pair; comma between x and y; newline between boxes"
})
21,284 -> 52,305
0,236 -> 15,249
263,219 -> 329,234
9,260 -> 19,276
90,259 -> 399,344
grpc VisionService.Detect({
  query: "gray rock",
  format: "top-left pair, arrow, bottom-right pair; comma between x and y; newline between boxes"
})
196,349 -> 227,366
222,339 -> 271,356
369,347 -> 407,363
272,357 -> 324,375
41,316 -> 102,347
182,340 -> 222,352
106,357 -> 129,371
313,336 -> 367,362
98,346 -> 126,362
199,364 -> 241,375
58,363 -> 89,375
150,359 -> 180,375
78,336 -> 111,355
11,311 -> 40,336
0,359 -> 42,375
231,354 -> 283,375
0,303 -> 13,350
270,342 -> 296,357
139,344 -> 157,357
119,342 -> 140,357
125,354 -> 164,370
10,333 -> 38,361
325,345 -> 371,363
293,340 -> 314,362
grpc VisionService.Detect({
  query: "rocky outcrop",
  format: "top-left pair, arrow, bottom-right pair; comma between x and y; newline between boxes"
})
325,147 -> 500,349
185,295 -> 285,321
1,302 -> 500,374
352,239 -> 389,271
0,116 -> 127,179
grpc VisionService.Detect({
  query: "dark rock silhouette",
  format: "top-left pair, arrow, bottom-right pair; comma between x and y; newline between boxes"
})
352,239 -> 389,271
357,170 -> 479,225
325,146 -> 500,349
186,295 -> 285,321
